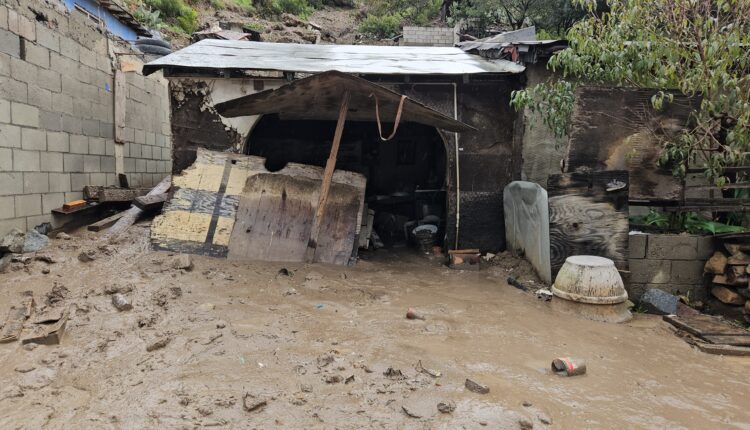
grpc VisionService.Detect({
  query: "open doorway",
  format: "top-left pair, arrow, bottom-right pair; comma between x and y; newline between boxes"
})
246,113 -> 447,252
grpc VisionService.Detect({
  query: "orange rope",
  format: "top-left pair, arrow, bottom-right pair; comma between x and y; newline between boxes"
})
371,93 -> 406,141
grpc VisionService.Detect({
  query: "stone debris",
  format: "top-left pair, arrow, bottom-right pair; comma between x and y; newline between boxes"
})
22,230 -> 49,253
55,232 -> 71,240
465,378 -> 490,394
383,367 -> 405,380
242,393 -> 267,413
45,283 -> 69,306
34,254 -> 56,264
146,336 -> 172,352
406,307 -> 426,320
171,254 -> 194,271
78,249 -> 97,262
639,288 -> 678,315
0,229 -> 26,254
0,254 -> 12,273
437,400 -> 456,414
518,416 -> 534,430
111,293 -> 133,311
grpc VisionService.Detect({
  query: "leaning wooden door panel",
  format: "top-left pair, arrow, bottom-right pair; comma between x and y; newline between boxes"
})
228,173 -> 361,265
547,171 -> 629,278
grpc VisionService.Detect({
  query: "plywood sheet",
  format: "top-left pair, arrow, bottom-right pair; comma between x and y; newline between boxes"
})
548,171 -> 629,278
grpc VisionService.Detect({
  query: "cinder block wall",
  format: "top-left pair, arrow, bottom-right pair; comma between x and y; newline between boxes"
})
628,233 -> 713,301
401,26 -> 456,47
0,1 -> 171,235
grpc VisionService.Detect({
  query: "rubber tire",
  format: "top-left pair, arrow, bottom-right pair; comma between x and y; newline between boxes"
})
135,38 -> 172,49
135,44 -> 172,56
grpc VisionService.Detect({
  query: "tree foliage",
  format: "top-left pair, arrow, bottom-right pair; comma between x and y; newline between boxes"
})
511,0 -> 750,185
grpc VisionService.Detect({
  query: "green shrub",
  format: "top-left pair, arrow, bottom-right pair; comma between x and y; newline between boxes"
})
271,0 -> 312,17
358,13 -> 402,38
144,0 -> 198,34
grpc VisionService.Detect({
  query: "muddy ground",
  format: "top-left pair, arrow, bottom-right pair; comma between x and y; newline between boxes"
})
0,223 -> 749,429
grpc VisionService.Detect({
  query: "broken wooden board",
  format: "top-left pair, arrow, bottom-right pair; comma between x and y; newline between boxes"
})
21,309 -> 68,345
87,211 -> 126,232
228,172 -> 364,265
548,171 -> 629,278
97,187 -> 150,203
0,295 -> 34,343
564,87 -> 699,202
152,148 -> 366,261
134,193 -> 168,212
664,314 -> 750,348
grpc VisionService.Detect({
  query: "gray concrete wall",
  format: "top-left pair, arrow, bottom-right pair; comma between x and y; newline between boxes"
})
401,26 -> 457,47
628,233 -> 713,301
0,1 -> 171,236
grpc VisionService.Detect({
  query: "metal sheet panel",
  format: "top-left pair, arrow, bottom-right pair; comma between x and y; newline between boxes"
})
143,40 -> 525,76
214,71 -> 474,132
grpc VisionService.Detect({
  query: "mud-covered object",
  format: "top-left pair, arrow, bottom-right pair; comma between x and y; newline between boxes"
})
639,288 -> 678,315
0,229 -> 25,254
23,230 -> 49,253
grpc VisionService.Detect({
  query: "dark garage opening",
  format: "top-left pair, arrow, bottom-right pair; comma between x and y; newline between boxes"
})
246,113 -> 448,251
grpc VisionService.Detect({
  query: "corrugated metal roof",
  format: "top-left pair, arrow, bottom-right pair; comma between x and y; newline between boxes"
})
142,40 -> 525,76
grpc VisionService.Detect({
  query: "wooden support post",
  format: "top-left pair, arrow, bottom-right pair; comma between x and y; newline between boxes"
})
305,91 -> 351,262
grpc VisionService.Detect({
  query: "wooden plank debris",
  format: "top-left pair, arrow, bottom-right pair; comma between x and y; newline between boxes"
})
664,314 -> 750,352
97,187 -> 150,203
547,171 -> 629,277
63,199 -> 87,211
21,310 -> 68,345
103,177 -> 171,242
0,295 -> 34,343
87,211 -> 126,232
134,193 -> 168,212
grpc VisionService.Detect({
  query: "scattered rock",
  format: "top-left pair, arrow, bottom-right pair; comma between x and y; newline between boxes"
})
704,251 -> 728,274
465,378 -> 490,394
305,271 -> 323,281
522,401 -> 532,407
34,222 -> 52,235
711,286 -> 745,305
55,232 -> 71,240
324,374 -> 343,384
41,267 -> 50,274
12,254 -> 32,264
216,321 -> 226,329
242,392 -> 267,412
518,416 -> 534,430
111,293 -> 133,311
402,404 -> 423,418
344,374 -> 355,384
537,411 -> 552,425
0,229 -> 25,253
45,283 -> 69,306
34,254 -> 56,264
316,354 -> 335,367
0,385 -> 24,400
14,364 -> 36,373
406,307 -> 426,320
169,287 -> 183,298
78,249 -> 97,262
146,336 -> 171,352
197,303 -> 215,312
0,254 -> 12,273
437,400 -> 455,413
23,230 -> 49,253
639,288 -> 678,315
300,384 -> 313,393
171,254 -> 193,271
23,343 -> 38,351
104,283 -> 133,295
383,367 -> 405,380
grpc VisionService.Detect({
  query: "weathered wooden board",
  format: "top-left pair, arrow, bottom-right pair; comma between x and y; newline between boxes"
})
548,171 -> 629,278
97,188 -> 150,203
664,314 -> 750,346
134,193 -> 168,211
87,211 -> 126,232
228,174 -> 361,265
565,87 -> 698,202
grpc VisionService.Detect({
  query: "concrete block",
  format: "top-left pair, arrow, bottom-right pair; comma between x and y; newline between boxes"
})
104,139 -> 114,156
629,258 -> 671,284
161,147 -> 170,161
646,234 -> 700,260
134,128 -> 145,144
696,235 -> 715,260
61,73 -> 79,95
69,134 -> 88,154
12,148 -> 39,171
0,98 -> 8,122
59,36 -> 79,60
83,154 -> 100,172
0,52 -> 10,76
79,46 -> 96,69
26,214 -> 51,229
11,102 -> 38,127
123,127 -> 135,143
88,172 -> 106,186
47,131 -> 69,152
63,153 -> 83,172
0,217 -> 26,235
25,42 -> 49,68
0,195 -> 14,219
21,127 -> 45,151
82,118 -> 99,136
52,93 -> 73,113
77,64 -> 92,84
23,172 -> 49,194
0,76 -> 28,103
96,53 -> 111,73
99,122 -> 113,139
15,15 -> 35,41
88,137 -> 105,155
147,160 -> 157,173
129,143 -> 141,158
0,172 -> 23,195
39,68 -> 62,92
670,259 -> 706,284
100,155 -> 115,173
105,173 -> 117,186
124,157 -> 135,173
41,151 -> 63,172
14,193 -> 41,217
10,57 -> 38,84
70,173 -> 88,191
135,158 -> 146,173
35,23 -> 59,52
0,28 -> 20,58
48,173 -> 71,193
0,7 -> 7,30
64,191 -> 83,202
629,233 -> 647,259
146,131 -> 155,146
0,147 -> 10,171
28,85 -> 52,111
0,123 -> 20,147
141,144 -> 152,159
61,114 -> 82,134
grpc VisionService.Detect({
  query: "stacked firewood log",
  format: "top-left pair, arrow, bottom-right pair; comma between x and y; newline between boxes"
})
704,243 -> 750,322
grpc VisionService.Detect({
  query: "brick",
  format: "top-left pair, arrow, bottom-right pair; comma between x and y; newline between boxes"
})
21,127 -> 45,150
23,172 -> 49,194
79,47 -> 96,69
14,193 -> 41,217
646,234 -> 700,260
88,137 -> 105,155
129,143 -> 141,158
88,172 -> 106,186
47,131 -> 68,152
141,144 -> 152,159
0,195 -> 14,219
134,128 -> 145,144
15,15 -> 35,41
10,57 -> 38,84
42,193 -> 65,213
0,28 -> 20,58
11,102 -> 38,127
147,160 -> 157,173
39,110 -> 62,131
38,68 -> 61,92
70,135 -> 88,154
63,153 -> 83,172
0,76 -> 28,102
52,93 -> 73,113
24,42 -> 49,68
70,173 -> 88,191
0,172 -> 23,195
83,155 -> 100,172
59,37 -> 79,60
27,85 -> 52,110
99,122 -> 113,138
1,123 -> 21,148
0,7 -> 7,30
629,259 -> 671,284
135,158 -> 146,172
62,114 -> 81,134
82,118 -> 99,136
0,147 -> 10,171
0,98 -> 8,123
41,151 -> 62,172
48,173 -> 71,193
100,155 -> 115,173
0,52 -> 10,76
35,23 -> 59,52
12,148 -> 39,171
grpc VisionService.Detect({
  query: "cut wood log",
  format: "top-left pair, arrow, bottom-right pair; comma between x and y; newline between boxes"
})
728,251 -> 750,265
133,193 -> 167,212
87,211 -> 126,232
704,251 -> 728,275
713,274 -> 730,285
711,286 -> 746,305
97,187 -> 150,203
724,243 -> 743,256
63,199 -> 87,211
102,177 -> 171,242
83,185 -> 104,200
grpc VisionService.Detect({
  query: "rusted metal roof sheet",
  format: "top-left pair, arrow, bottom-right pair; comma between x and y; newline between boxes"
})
143,40 -> 525,76
214,71 -> 475,132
